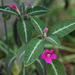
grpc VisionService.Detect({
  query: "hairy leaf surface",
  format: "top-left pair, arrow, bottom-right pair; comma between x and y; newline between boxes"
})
0,6 -> 19,15
47,59 -> 67,75
30,16 -> 45,35
24,38 -> 44,67
17,18 -> 33,44
6,55 -> 16,75
34,59 -> 46,75
27,6 -> 50,15
46,34 -> 60,46
17,45 -> 26,66
50,19 -> 75,37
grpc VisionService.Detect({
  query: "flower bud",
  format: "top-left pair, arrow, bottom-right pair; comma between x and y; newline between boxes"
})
10,4 -> 20,15
44,28 -> 48,37
44,28 -> 48,33
10,4 -> 17,10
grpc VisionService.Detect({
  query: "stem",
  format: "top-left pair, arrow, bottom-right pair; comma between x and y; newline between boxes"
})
1,0 -> 9,53
1,0 -> 4,6
22,62 -> 24,70
4,20 -> 9,52
22,64 -> 25,75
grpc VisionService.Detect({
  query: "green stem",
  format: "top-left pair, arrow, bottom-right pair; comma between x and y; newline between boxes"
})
1,0 -> 9,53
1,0 -> 4,6
22,62 -> 24,70
4,20 -> 9,52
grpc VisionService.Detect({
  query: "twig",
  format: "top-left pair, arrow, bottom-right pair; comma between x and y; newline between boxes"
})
1,0 -> 9,53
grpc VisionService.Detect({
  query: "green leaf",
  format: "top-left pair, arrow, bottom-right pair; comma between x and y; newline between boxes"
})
17,18 -> 33,44
17,45 -> 26,66
46,34 -> 60,46
30,16 -> 45,35
0,45 -> 8,55
27,6 -> 50,15
0,40 -> 14,55
0,6 -> 19,15
24,37 -> 44,67
34,59 -> 46,75
6,55 -> 16,75
20,3 -> 25,13
49,19 -> 75,37
47,59 -> 67,75
19,67 -> 28,75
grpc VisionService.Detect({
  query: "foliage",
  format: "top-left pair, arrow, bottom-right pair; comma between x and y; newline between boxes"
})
0,0 -> 75,75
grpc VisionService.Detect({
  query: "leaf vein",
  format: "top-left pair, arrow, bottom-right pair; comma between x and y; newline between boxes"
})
47,37 -> 58,45
28,10 -> 47,15
18,51 -> 25,62
23,20 -> 27,43
52,22 -> 75,34
37,59 -> 45,75
51,62 -> 58,75
8,56 -> 16,68
27,40 -> 42,63
0,9 -> 17,15
32,18 -> 43,34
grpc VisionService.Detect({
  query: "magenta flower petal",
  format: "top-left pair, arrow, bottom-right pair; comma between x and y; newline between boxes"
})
10,4 -> 17,10
41,49 -> 57,64
45,57 -> 51,63
44,49 -> 50,54
49,49 -> 54,54
41,54 -> 46,59
51,54 -> 57,59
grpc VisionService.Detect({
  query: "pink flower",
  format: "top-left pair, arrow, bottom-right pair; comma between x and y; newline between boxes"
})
10,4 -> 17,10
44,28 -> 48,33
41,49 -> 57,63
